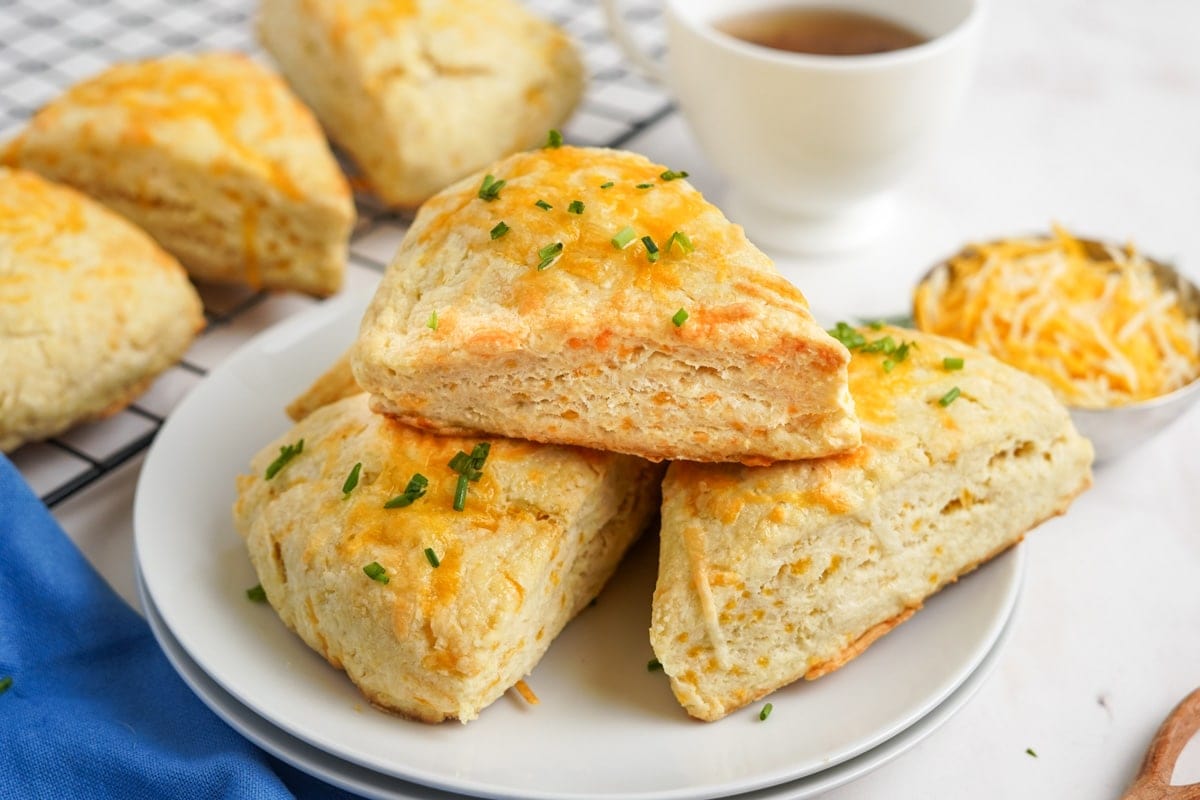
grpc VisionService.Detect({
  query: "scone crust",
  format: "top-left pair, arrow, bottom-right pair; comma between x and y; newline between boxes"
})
652,327 -> 1094,720
0,168 -> 203,452
234,394 -> 663,722
258,0 -> 585,207
352,146 -> 859,463
2,52 -> 354,295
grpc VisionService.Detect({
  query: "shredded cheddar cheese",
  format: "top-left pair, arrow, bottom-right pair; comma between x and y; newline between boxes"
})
914,227 -> 1200,408
513,679 -> 540,705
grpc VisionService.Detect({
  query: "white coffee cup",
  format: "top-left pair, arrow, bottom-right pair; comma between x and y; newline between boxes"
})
602,0 -> 984,254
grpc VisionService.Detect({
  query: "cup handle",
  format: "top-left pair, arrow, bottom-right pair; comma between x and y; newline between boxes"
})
600,0 -> 668,84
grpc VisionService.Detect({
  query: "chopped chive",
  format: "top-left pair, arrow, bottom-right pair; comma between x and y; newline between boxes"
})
869,320 -> 886,330
264,439 -> 304,480
660,169 -> 689,181
672,307 -> 689,327
828,321 -> 866,350
424,547 -> 441,568
490,220 -> 510,239
427,310 -> 438,330
647,658 -> 663,672
341,462 -> 363,496
599,181 -> 614,189
884,341 -> 912,372
883,358 -> 896,373
363,561 -> 389,584
611,225 -> 637,250
536,241 -> 564,270
1026,747 -> 1038,758
759,702 -> 773,721
861,335 -> 897,354
246,584 -> 267,602
943,357 -> 965,371
666,230 -> 694,254
534,199 -> 553,211
545,128 -> 563,148
0,676 -> 11,695
477,174 -> 505,202
641,235 -> 660,263
567,200 -> 585,214
384,473 -> 429,508
635,182 -> 654,189
449,442 -> 490,511
453,474 -> 469,511
939,386 -> 962,407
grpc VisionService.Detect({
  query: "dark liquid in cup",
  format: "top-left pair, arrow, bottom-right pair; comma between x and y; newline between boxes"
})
717,6 -> 926,56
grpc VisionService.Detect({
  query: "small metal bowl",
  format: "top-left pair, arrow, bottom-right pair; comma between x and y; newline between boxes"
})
915,237 -> 1200,464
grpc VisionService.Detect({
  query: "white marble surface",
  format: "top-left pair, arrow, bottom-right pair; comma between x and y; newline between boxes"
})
41,0 -> 1200,797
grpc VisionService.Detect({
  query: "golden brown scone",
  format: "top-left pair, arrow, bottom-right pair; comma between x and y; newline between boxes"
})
352,146 -> 860,464
257,0 -> 585,207
285,348 -> 359,421
2,52 -> 354,297
0,168 -> 203,452
233,393 -> 664,723
651,325 -> 1094,721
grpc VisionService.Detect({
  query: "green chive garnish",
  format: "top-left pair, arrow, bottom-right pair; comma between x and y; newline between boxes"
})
384,473 -> 429,508
660,169 -> 689,181
611,225 -> 637,250
264,439 -> 303,479
861,335 -> 897,354
869,320 -> 886,330
341,462 -> 362,497
759,702 -> 773,721
490,221 -> 510,239
635,182 -> 654,189
453,475 -> 469,511
672,308 -> 689,327
1026,747 -> 1038,758
568,200 -> 585,214
427,310 -> 438,330
477,174 -> 505,202
535,199 -> 553,211
666,230 -> 694,254
246,584 -> 267,602
939,386 -> 962,407
363,561 -> 389,584
599,181 -> 614,189
0,676 -> 11,695
883,341 -> 912,372
536,241 -> 563,270
828,321 -> 866,350
449,442 -> 491,511
943,357 -> 965,371
647,658 -> 663,672
545,129 -> 563,148
642,235 -> 660,263
424,547 -> 441,568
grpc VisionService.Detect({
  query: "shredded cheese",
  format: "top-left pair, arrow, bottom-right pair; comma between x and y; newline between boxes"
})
914,226 -> 1200,408
513,679 -> 540,706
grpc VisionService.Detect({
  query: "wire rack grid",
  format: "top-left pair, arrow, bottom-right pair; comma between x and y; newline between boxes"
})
0,0 -> 673,507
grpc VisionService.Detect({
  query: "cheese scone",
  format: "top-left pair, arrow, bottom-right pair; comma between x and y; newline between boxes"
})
258,0 -> 585,208
2,52 -> 354,296
651,325 -> 1094,721
352,146 -> 860,464
0,168 -> 203,452
234,393 -> 664,723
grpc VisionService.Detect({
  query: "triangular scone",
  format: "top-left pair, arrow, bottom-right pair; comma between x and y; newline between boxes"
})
234,393 -> 664,723
2,53 -> 354,297
352,146 -> 860,464
0,168 -> 203,452
651,326 -> 1094,721
258,0 -> 585,208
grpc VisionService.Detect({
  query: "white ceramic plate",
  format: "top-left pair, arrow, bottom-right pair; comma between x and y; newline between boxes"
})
137,563 -> 1018,800
134,279 -> 1025,800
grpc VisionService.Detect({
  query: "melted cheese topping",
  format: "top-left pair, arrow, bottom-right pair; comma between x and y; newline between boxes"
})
914,227 -> 1200,407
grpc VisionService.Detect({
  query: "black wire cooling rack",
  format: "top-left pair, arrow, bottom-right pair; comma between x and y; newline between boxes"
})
0,0 -> 673,506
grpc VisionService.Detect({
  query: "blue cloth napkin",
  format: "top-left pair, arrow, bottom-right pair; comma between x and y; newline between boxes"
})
0,455 -> 360,800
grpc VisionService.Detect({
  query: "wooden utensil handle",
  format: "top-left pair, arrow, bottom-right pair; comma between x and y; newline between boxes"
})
1122,688 -> 1200,799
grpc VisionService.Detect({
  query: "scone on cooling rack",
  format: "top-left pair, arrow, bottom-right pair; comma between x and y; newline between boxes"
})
0,168 -> 203,452
1,52 -> 355,297
351,145 -> 860,464
651,325 -> 1094,720
233,393 -> 664,723
258,0 -> 585,208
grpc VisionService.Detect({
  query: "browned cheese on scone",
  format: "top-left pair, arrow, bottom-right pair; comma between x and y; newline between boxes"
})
2,52 -> 355,296
233,394 -> 664,723
351,146 -> 860,464
258,0 -> 585,208
0,168 -> 203,452
651,326 -> 1094,721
